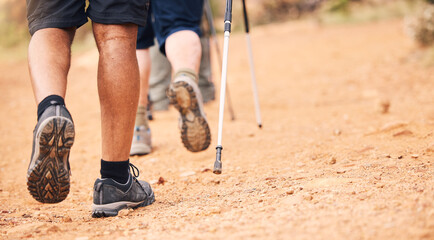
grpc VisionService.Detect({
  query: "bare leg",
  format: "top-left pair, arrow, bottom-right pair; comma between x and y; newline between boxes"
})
28,28 -> 75,103
27,28 -> 76,204
136,49 -> 151,107
165,30 -> 211,152
165,30 -> 201,75
93,23 -> 140,162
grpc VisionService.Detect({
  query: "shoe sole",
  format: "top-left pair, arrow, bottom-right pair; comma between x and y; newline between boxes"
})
27,116 -> 75,203
91,191 -> 155,218
130,144 -> 151,156
167,81 -> 211,152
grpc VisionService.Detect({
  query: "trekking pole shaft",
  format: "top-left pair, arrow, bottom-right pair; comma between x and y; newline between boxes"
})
204,0 -> 236,121
214,32 -> 230,175
217,31 -> 230,150
242,0 -> 262,128
214,0 -> 233,174
246,34 -> 262,128
242,0 -> 250,33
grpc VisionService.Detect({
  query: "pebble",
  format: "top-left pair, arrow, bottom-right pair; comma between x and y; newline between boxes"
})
329,157 -> 337,165
393,130 -> 413,137
378,99 -> 390,114
303,194 -> 313,201
380,121 -> 408,132
157,177 -> 166,185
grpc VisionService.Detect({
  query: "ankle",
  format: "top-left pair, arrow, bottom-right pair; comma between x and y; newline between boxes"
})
174,68 -> 198,84
37,95 -> 65,120
100,159 -> 130,184
135,105 -> 149,128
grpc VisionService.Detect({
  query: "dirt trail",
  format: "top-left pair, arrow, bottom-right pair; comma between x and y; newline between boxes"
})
0,19 -> 433,240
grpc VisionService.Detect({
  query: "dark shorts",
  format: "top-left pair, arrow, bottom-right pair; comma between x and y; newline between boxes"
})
26,0 -> 150,35
136,0 -> 203,55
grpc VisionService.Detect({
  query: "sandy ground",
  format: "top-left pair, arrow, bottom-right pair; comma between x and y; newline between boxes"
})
0,19 -> 433,240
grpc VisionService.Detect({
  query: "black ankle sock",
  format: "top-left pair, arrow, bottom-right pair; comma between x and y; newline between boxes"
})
37,95 -> 65,120
100,159 -> 130,184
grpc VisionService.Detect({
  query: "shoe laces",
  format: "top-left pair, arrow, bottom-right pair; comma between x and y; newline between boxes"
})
129,163 -> 140,178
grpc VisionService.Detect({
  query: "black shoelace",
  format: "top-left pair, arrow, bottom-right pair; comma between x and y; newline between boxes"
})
129,163 -> 140,178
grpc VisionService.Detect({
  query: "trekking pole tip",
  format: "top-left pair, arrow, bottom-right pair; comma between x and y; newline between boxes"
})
213,145 -> 223,174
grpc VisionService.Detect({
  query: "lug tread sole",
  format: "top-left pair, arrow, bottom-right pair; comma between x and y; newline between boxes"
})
167,81 -> 211,152
27,117 -> 74,203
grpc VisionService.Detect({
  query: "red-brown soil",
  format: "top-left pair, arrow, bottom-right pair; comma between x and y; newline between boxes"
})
0,19 -> 433,239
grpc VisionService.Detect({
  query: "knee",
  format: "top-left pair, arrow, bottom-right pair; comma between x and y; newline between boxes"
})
93,23 -> 138,55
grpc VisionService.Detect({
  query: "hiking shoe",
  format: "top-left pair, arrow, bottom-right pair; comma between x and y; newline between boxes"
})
27,105 -> 75,203
167,72 -> 211,152
91,164 -> 155,218
130,126 -> 152,156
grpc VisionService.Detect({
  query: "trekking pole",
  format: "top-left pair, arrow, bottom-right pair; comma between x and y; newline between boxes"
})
204,0 -> 236,121
213,0 -> 233,174
242,0 -> 262,128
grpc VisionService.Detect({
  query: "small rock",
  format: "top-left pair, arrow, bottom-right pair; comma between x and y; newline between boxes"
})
157,177 -> 166,185
117,209 -> 130,217
393,130 -> 413,137
303,194 -> 313,201
210,180 -> 220,185
329,157 -> 337,165
380,121 -> 408,132
286,190 -> 294,195
201,168 -> 211,173
180,171 -> 196,177
336,170 -> 346,174
63,217 -> 72,223
411,154 -> 419,159
398,155 -> 403,159
378,99 -> 390,114
334,129 -> 342,136
22,214 -> 32,218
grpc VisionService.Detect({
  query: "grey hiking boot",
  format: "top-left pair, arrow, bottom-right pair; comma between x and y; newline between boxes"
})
167,69 -> 211,152
130,126 -> 152,156
91,164 -> 155,218
27,105 -> 75,203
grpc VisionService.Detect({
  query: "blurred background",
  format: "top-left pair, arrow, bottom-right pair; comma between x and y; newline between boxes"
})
1,0 -> 434,60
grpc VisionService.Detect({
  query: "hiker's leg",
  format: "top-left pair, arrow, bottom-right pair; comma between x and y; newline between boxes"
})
93,23 -> 140,161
